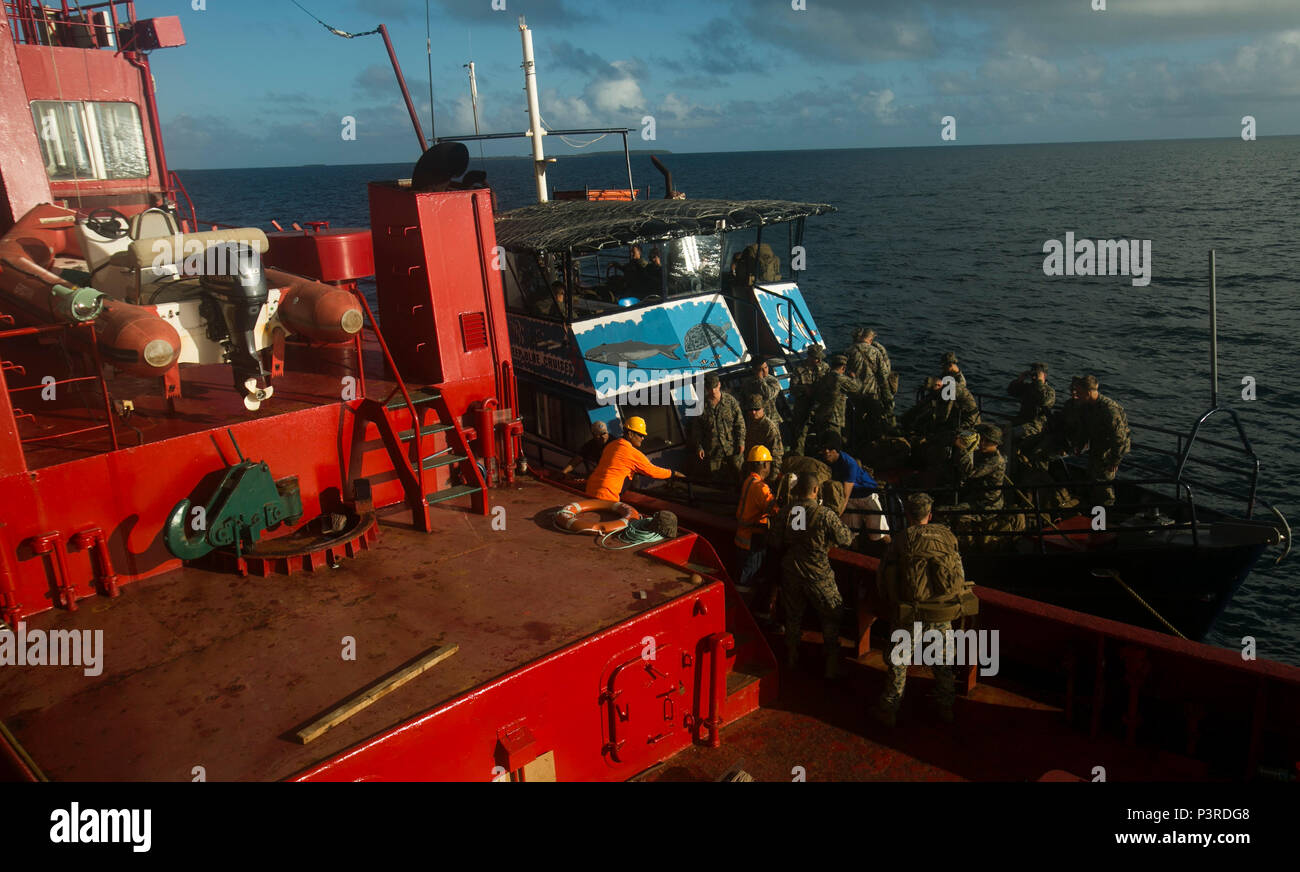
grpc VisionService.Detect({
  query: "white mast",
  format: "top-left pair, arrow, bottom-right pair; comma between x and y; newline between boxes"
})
519,16 -> 548,203
465,61 -> 482,136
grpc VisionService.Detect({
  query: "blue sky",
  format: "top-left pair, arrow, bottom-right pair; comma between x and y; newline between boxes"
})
151,0 -> 1300,169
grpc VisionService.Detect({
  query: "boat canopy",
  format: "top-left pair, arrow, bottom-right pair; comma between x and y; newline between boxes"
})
494,199 -> 836,254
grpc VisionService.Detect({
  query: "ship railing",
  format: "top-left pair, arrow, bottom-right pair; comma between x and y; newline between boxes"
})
4,0 -> 134,49
971,391 -> 1264,521
726,285 -> 818,357
845,475 -> 1206,552
343,288 -> 434,501
0,319 -> 118,460
165,171 -> 200,233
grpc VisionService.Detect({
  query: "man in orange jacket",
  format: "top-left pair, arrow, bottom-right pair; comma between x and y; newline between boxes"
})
585,416 -> 684,501
734,445 -> 778,597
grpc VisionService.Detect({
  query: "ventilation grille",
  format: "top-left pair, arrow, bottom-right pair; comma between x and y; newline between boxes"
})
460,312 -> 488,351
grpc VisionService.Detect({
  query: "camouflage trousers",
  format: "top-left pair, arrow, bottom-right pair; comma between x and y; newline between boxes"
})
881,620 -> 955,713
791,396 -> 813,456
781,572 -> 842,677
1085,456 -> 1118,509
1017,443 -> 1077,511
950,504 -> 1025,551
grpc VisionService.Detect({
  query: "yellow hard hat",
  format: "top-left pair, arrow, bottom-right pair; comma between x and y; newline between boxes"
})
624,416 -> 648,436
746,445 -> 773,463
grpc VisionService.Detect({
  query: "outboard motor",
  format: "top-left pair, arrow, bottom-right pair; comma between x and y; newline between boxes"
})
199,242 -> 274,410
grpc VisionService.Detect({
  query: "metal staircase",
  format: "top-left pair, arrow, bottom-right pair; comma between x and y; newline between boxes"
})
348,289 -> 489,531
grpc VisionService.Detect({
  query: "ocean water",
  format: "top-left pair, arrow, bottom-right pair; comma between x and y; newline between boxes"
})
176,137 -> 1300,664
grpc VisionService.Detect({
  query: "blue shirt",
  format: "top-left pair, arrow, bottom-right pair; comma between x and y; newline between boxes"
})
830,451 -> 877,490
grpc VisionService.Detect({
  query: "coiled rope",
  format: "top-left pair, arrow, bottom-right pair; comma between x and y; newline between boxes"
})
598,518 -> 666,550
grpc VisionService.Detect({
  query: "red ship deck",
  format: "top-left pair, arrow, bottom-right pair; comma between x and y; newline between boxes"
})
0,479 -> 708,781
647,653 -> 1211,782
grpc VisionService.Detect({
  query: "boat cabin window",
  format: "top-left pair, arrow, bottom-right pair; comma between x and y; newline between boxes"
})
517,380 -> 597,462
618,403 -> 682,453
662,235 -> 722,296
31,101 -> 149,181
503,250 -> 568,319
722,220 -> 802,291
572,244 -> 664,307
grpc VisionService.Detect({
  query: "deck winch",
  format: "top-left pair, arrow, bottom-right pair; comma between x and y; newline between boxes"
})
164,443 -> 303,561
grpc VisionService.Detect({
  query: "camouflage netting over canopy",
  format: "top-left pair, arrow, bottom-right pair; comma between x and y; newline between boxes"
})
493,199 -> 836,254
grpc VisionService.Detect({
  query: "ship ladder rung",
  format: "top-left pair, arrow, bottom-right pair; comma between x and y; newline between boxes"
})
425,484 -> 482,505
386,388 -> 441,410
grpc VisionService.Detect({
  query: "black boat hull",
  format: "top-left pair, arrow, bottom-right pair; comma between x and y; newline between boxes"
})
963,541 -> 1267,641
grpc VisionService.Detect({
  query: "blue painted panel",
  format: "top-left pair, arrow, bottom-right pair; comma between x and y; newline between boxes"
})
753,282 -> 823,353
572,294 -> 749,403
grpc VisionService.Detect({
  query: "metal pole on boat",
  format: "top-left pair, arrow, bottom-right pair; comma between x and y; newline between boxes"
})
466,62 -> 482,137
379,24 -> 429,153
1209,250 -> 1218,408
622,132 -> 635,199
519,17 -> 549,203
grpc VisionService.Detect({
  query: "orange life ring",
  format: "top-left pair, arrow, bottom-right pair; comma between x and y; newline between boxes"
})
554,499 -> 641,535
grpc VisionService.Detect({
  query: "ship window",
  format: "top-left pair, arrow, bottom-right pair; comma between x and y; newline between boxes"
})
31,100 -> 149,181
664,234 -> 720,297
618,402 -> 683,454
503,250 -> 568,318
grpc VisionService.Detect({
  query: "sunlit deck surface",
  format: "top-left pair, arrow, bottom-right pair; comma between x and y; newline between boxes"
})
646,651 -> 1211,782
0,479 -> 706,781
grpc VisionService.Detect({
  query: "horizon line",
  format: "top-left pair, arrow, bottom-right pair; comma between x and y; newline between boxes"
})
171,131 -> 1299,173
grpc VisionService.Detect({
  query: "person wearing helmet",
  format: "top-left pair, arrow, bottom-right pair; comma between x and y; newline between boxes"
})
734,444 -> 779,597
585,415 -> 684,502
789,345 -> 830,455
743,393 -> 783,480
949,422 -> 1024,550
560,419 -> 609,477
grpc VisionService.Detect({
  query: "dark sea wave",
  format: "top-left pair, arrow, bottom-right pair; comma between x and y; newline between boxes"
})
178,136 -> 1300,664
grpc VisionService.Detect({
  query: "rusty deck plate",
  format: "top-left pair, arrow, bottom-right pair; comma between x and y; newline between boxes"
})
0,479 -> 704,781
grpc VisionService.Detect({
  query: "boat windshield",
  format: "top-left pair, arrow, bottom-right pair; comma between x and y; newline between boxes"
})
501,219 -> 807,321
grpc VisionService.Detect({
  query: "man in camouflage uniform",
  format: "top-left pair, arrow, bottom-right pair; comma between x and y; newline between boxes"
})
845,328 -> 893,438
1078,374 -> 1130,508
743,394 -> 784,479
872,492 -> 965,726
940,351 -> 966,387
768,472 -> 855,678
949,423 -> 1023,550
1019,376 -> 1087,511
789,345 -> 830,456
1006,362 -> 1055,475
809,354 -> 863,448
740,359 -> 783,431
686,373 -> 744,484
899,374 -> 981,470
